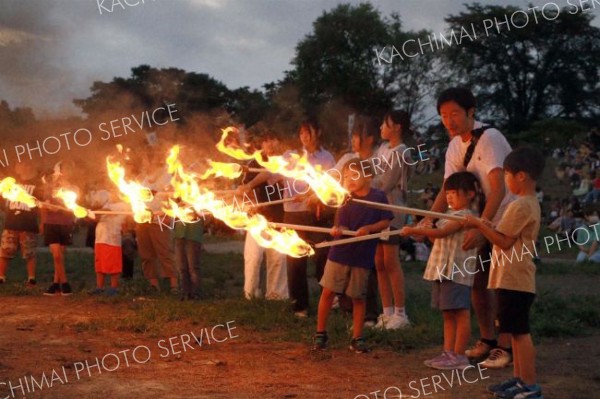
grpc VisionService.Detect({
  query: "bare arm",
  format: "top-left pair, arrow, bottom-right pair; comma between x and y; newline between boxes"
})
481,168 -> 505,221
357,219 -> 391,236
401,220 -> 463,239
464,215 -> 516,250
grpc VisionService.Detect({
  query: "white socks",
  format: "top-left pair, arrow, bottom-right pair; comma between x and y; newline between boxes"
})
394,306 -> 406,317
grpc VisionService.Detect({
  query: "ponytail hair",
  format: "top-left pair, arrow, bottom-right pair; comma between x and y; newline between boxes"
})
384,109 -> 412,138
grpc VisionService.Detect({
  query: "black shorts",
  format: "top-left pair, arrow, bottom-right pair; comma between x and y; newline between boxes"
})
44,224 -> 73,246
497,289 -> 535,335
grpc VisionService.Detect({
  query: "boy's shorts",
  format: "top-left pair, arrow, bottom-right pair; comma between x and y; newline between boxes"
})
431,280 -> 471,310
497,289 -> 535,334
319,260 -> 370,299
44,224 -> 73,246
95,243 -> 123,274
0,230 -> 37,259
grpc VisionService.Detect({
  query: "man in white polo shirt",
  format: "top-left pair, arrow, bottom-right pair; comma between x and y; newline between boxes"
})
422,87 -> 515,368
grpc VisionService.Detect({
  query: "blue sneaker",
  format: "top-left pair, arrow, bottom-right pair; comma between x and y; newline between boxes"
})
494,382 -> 543,399
488,377 -> 522,394
105,287 -> 119,297
88,287 -> 104,295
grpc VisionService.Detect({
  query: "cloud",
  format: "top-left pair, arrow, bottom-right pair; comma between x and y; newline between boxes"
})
0,0 -> 598,116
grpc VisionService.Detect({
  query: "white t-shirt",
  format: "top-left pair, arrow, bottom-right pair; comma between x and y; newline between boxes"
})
444,121 -> 515,224
95,202 -> 130,246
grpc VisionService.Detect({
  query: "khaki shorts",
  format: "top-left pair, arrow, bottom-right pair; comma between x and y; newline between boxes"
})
0,230 -> 37,259
319,260 -> 370,299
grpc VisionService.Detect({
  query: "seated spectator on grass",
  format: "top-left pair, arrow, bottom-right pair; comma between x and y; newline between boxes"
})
575,205 -> 600,263
573,173 -> 591,197
584,172 -> 600,204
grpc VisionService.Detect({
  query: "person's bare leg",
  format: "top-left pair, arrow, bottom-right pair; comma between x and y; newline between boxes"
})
50,244 -> 67,283
455,309 -> 471,355
110,273 -> 119,289
317,288 -> 336,332
26,256 -> 36,280
472,271 -> 495,340
443,311 -> 456,352
0,257 -> 9,279
498,332 -> 512,349
352,299 -> 366,340
384,245 -> 405,308
375,244 -> 392,309
512,336 -> 520,378
514,334 -> 536,385
96,272 -> 105,289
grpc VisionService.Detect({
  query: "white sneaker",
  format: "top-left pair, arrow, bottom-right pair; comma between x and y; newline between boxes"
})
465,340 -> 493,359
374,314 -> 389,329
384,314 -> 411,330
294,310 -> 308,318
479,348 -> 512,368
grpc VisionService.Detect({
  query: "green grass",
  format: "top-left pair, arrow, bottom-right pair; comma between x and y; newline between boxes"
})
1,249 -> 599,352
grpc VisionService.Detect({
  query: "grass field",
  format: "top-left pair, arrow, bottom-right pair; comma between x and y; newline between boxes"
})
2,248 -> 599,348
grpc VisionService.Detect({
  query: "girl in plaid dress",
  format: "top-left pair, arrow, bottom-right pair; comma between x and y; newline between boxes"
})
401,171 -> 481,370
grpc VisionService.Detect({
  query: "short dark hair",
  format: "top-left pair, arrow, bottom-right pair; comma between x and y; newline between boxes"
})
444,171 -> 479,193
437,87 -> 476,114
384,110 -> 411,137
299,118 -> 321,137
583,203 -> 600,216
503,147 -> 545,180
352,115 -> 379,142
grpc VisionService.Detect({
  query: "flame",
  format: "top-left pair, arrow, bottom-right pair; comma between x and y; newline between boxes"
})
0,177 -> 37,208
199,161 -> 244,180
55,188 -> 88,218
216,127 -> 348,207
106,158 -> 153,223
165,145 -> 314,258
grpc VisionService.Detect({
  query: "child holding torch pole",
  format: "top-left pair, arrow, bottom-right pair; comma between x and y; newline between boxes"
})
400,171 -> 480,370
313,159 -> 393,353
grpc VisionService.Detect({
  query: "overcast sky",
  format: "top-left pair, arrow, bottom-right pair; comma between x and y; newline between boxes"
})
0,0 -> 598,117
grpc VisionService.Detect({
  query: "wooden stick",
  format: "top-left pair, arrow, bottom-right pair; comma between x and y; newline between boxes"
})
91,210 -> 134,215
251,197 -> 296,208
314,229 -> 405,248
350,199 -> 466,222
270,222 -> 358,236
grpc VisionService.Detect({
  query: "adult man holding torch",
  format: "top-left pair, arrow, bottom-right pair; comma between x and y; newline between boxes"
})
421,87 -> 515,368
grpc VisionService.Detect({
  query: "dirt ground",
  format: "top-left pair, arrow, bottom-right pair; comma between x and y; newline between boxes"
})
0,295 -> 599,399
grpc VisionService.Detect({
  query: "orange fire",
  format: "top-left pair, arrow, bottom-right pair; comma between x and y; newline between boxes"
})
216,127 -> 348,207
0,177 -> 37,208
106,158 -> 153,223
55,188 -> 88,218
165,145 -> 314,258
199,161 -> 244,180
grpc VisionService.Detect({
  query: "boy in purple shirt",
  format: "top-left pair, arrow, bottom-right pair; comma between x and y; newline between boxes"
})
313,159 -> 393,353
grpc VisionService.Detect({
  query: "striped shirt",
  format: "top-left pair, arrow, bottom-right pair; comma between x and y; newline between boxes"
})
423,209 -> 478,287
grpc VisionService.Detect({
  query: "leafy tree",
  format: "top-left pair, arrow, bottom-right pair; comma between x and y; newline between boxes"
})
443,4 -> 600,136
379,14 -> 442,126
291,3 -> 390,114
